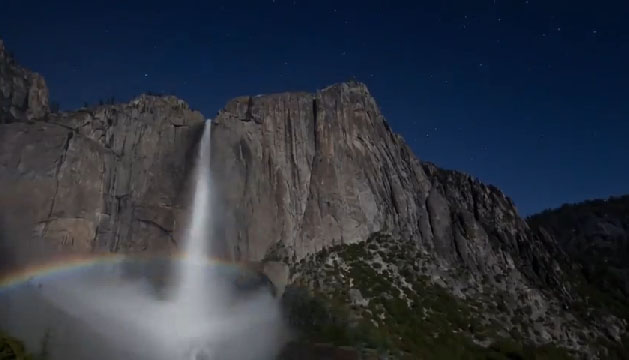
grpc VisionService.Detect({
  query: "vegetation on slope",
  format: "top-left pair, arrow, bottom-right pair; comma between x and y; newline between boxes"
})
529,195 -> 629,232
284,233 -> 574,359
0,332 -> 34,360
528,195 -> 629,302
526,196 -> 629,359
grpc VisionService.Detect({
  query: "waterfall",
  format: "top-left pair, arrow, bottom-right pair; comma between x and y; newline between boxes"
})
176,120 -> 213,304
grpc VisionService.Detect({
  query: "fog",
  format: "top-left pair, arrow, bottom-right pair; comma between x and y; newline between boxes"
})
0,261 -> 288,360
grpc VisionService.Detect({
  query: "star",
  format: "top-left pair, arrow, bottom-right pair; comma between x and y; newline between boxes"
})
592,30 -> 598,34
144,73 -> 148,77
557,27 -> 561,32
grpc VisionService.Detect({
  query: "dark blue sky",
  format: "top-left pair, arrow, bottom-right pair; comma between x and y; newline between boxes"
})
1,0 -> 627,215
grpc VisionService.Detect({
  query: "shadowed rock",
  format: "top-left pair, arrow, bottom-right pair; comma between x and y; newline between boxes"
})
0,39 -> 49,122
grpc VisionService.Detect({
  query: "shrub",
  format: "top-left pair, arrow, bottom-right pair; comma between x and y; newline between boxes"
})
0,332 -> 35,360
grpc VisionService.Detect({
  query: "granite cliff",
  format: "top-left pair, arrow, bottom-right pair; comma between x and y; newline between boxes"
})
0,40 -> 205,257
210,84 -> 563,285
0,40 -> 627,359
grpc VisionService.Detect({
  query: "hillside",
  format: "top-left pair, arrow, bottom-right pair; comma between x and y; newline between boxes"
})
528,196 -> 629,330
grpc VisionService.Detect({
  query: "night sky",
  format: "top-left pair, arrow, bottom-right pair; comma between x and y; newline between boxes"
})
1,0 -> 627,216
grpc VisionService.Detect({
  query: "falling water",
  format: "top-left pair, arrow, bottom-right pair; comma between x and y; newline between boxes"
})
176,120 -> 213,305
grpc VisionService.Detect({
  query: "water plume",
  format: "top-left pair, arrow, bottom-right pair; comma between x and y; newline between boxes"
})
175,121 -> 213,306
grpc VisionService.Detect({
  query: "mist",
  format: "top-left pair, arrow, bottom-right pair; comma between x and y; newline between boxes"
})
0,261 -> 288,360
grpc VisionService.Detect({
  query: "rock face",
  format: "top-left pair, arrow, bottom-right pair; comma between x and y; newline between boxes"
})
0,44 -> 205,254
262,261 -> 290,297
210,82 -> 564,287
0,40 -> 48,122
211,83 -> 433,261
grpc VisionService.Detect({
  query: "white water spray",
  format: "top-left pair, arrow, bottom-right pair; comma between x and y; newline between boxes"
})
176,120 -> 213,306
